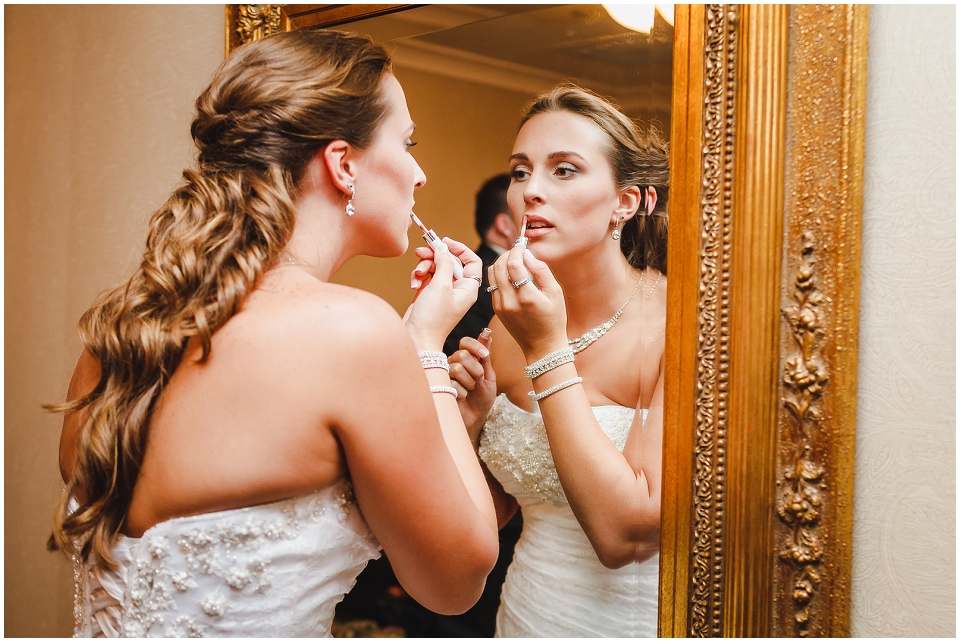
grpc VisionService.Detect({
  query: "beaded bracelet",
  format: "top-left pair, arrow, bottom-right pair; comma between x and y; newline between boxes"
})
533,376 -> 583,402
430,385 -> 458,399
418,350 -> 450,373
525,347 -> 575,379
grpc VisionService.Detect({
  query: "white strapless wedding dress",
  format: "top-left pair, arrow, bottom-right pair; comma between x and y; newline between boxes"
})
72,477 -> 380,637
479,394 -> 659,638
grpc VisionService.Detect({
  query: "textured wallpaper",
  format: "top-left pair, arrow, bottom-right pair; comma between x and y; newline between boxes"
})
851,5 -> 956,637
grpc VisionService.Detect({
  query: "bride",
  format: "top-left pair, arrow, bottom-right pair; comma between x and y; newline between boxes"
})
448,85 -> 668,637
50,29 -> 498,637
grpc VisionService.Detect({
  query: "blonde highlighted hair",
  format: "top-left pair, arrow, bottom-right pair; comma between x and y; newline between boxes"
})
50,29 -> 392,568
521,84 -> 670,273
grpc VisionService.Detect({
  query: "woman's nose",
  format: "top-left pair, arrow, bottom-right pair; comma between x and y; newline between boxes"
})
413,158 -> 427,189
523,171 -> 545,204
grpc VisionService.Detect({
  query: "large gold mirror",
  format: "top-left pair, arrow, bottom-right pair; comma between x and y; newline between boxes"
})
228,4 -> 867,637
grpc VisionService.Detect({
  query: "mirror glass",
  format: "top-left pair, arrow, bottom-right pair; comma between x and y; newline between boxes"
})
322,4 -> 674,637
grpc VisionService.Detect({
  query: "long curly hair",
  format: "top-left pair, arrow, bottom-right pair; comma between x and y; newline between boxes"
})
520,84 -> 670,274
48,29 -> 392,569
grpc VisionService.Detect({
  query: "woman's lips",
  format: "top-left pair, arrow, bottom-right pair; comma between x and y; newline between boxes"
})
524,218 -> 552,239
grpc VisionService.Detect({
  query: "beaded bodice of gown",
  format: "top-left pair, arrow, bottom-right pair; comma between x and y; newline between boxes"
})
72,477 -> 380,638
479,394 -> 659,638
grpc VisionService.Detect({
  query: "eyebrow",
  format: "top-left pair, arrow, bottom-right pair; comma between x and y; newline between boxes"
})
548,151 -> 587,162
509,151 -> 587,162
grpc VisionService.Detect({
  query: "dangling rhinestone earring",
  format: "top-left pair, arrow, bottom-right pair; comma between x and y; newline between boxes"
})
612,215 -> 623,240
345,184 -> 356,216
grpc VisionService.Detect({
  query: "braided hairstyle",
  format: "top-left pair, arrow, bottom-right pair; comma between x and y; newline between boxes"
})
49,29 -> 392,569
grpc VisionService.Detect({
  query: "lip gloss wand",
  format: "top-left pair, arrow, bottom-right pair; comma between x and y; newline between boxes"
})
516,215 -> 528,247
410,212 -> 464,280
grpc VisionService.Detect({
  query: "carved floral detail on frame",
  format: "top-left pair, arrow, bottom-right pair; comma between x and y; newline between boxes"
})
234,5 -> 283,49
777,231 -> 829,637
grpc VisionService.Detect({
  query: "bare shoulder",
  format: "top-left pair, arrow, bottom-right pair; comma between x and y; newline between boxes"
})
242,270 -> 410,357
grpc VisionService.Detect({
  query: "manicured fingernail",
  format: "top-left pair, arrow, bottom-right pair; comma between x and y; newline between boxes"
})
411,278 -> 420,289
480,328 -> 492,339
478,347 -> 490,358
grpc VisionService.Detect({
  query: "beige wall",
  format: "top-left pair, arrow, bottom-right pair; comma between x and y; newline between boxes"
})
851,4 -> 956,636
4,5 -> 224,636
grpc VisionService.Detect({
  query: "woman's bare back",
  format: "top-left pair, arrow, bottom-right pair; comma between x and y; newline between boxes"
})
64,269 -> 371,536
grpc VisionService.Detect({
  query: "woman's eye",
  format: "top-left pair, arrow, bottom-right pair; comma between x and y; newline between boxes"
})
510,167 -> 529,180
555,164 -> 578,178
405,140 -> 418,149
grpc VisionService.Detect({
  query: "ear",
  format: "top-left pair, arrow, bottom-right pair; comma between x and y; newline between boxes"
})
492,212 -> 518,239
644,186 -> 658,216
614,185 -> 642,224
321,139 -> 357,196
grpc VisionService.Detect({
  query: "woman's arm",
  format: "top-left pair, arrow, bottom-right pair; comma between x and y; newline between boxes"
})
490,248 -> 662,569
324,295 -> 498,614
447,318 -> 521,529
533,360 -> 662,568
59,349 -> 101,489
328,245 -> 498,615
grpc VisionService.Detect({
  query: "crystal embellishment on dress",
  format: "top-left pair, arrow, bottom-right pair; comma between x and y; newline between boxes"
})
67,477 -> 381,637
199,589 -> 228,617
479,395 -> 635,506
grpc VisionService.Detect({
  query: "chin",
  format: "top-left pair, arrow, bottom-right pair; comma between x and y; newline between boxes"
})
370,235 -> 409,259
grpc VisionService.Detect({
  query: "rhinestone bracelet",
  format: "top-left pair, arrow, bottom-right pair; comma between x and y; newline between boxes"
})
418,350 -> 450,373
533,376 -> 583,402
430,385 -> 458,399
524,347 -> 575,379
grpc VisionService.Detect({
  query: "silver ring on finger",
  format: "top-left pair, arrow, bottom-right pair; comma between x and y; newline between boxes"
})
486,284 -> 499,292
467,275 -> 482,284
512,277 -> 532,289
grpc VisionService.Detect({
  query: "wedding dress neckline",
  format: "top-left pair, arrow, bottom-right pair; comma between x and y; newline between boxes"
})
118,476 -> 351,542
75,474 -> 380,637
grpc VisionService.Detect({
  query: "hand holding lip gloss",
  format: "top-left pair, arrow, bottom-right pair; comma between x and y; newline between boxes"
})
411,212 -> 464,279
515,215 -> 529,247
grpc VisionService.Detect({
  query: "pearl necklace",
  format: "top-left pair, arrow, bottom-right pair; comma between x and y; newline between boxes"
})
567,270 -> 662,354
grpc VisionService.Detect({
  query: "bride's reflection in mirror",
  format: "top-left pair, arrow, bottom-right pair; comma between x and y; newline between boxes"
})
327,5 -> 673,637
451,85 -> 668,637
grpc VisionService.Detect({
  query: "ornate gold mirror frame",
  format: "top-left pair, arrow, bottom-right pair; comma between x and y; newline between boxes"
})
228,4 -> 868,637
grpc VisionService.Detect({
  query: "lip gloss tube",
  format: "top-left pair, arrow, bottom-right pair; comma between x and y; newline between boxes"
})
515,215 -> 528,247
411,213 -> 464,279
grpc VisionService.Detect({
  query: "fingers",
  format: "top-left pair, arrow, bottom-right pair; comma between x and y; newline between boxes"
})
504,244 -> 532,289
449,352 -> 485,391
441,237 -> 482,278
477,327 -> 493,351
475,329 -> 496,382
430,242 -> 454,284
411,258 -> 433,289
450,330 -> 495,394
491,246 -> 542,307
458,335 -> 490,360
522,249 -> 560,295
487,263 -> 503,312
449,342 -> 485,391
